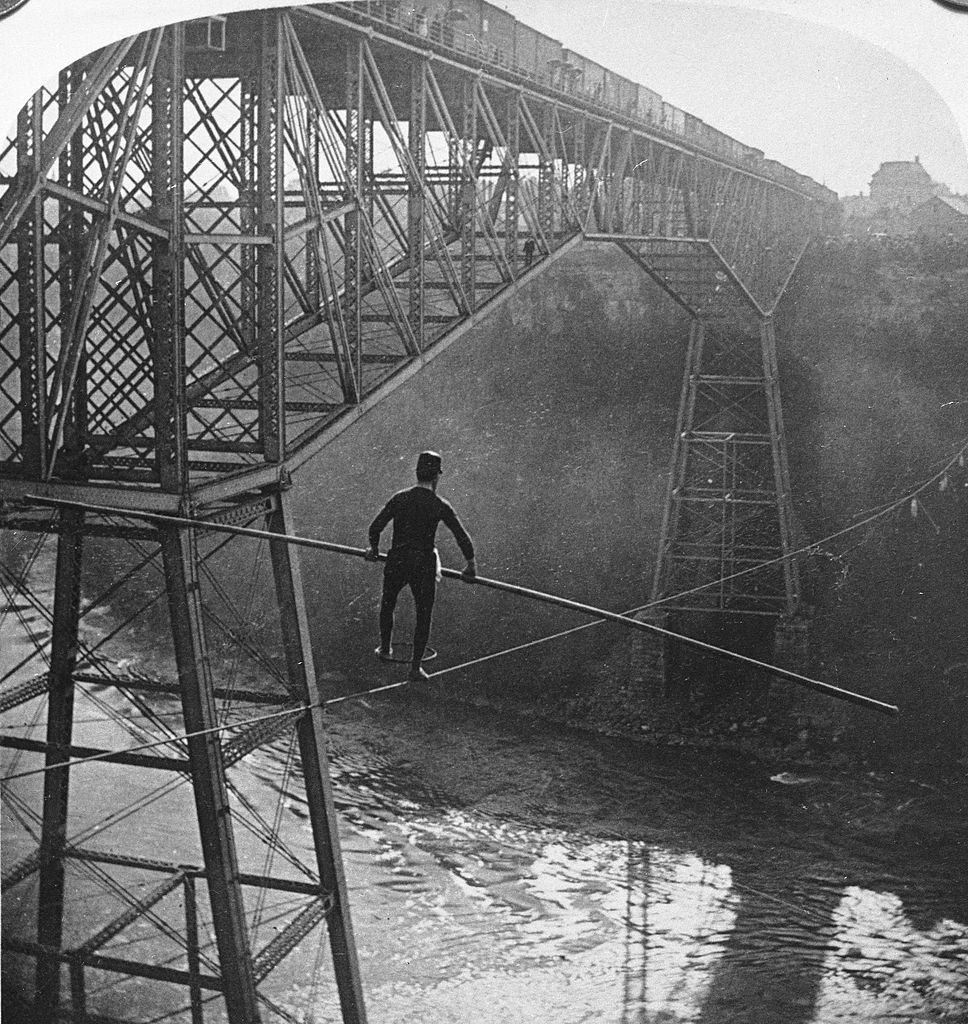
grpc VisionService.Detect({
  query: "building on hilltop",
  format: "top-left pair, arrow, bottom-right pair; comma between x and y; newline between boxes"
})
909,194 -> 968,239
841,157 -> 962,237
869,156 -> 945,214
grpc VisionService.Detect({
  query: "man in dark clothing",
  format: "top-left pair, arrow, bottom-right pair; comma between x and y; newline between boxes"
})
366,451 -> 476,681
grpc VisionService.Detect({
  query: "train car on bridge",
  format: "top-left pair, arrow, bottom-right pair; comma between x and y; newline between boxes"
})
662,100 -> 686,135
512,20 -> 563,85
475,2 -> 517,67
346,0 -> 826,195
605,68 -> 639,115
561,48 -> 608,103
636,83 -> 663,124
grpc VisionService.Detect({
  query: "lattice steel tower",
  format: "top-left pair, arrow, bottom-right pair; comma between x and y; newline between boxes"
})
1,6 -> 832,1021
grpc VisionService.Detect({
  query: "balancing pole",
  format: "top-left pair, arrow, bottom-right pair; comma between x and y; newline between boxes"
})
20,495 -> 899,717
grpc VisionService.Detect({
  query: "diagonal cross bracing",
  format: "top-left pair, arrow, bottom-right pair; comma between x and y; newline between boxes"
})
0,8 -> 831,489
1,8 -> 834,1023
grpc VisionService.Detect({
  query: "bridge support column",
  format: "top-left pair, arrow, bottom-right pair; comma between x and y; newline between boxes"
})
257,12 -> 285,464
4,492 -> 371,1023
16,92 -> 47,479
537,103 -> 556,246
161,525 -> 262,1024
504,93 -> 519,271
459,77 -> 477,310
760,316 -> 800,611
267,491 -> 368,1024
650,310 -> 799,619
33,510 -> 84,1022
408,60 -> 427,346
345,39 -> 364,389
572,115 -> 588,228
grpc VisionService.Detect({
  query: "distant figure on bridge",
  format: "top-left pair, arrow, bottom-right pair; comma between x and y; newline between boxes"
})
523,236 -> 536,268
366,451 -> 477,680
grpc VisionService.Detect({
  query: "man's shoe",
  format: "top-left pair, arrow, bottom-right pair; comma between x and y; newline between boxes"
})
374,646 -> 394,662
407,666 -> 430,682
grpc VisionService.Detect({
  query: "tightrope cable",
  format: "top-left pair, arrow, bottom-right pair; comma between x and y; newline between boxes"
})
10,493 -> 899,717
7,432 -> 959,783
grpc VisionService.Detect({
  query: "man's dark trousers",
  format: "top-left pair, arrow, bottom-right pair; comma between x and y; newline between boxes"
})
380,548 -> 436,668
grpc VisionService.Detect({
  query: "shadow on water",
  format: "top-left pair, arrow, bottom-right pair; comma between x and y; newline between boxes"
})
246,690 -> 968,1024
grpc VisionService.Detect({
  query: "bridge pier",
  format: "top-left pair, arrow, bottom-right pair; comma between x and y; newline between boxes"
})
33,510 -> 84,1023
266,492 -> 367,1024
649,313 -> 800,620
161,523 -> 263,1024
3,490 -> 369,1024
617,228 -> 813,704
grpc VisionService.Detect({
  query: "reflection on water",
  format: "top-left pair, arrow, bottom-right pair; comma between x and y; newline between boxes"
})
2,560 -> 967,1023
243,716 -> 968,1024
817,888 -> 968,1022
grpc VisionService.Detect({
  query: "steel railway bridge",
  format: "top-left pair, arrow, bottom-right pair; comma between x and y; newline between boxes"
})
0,5 -> 836,1022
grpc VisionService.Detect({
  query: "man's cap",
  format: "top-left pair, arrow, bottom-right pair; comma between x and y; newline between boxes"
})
416,450 -> 443,477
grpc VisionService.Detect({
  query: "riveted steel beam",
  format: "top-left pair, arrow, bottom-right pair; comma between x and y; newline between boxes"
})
160,523 -> 261,1023
34,508 -> 84,1021
267,492 -> 367,1023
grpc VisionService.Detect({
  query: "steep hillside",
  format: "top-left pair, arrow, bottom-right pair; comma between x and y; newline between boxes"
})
291,237 -> 967,765
775,238 -> 968,762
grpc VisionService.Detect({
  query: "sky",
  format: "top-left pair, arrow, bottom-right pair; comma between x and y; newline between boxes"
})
0,0 -> 966,196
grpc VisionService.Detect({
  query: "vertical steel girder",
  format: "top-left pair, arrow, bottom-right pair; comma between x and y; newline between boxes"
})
760,317 -> 800,609
15,92 -> 47,479
503,93 -> 519,270
267,494 -> 368,1024
408,61 -> 427,345
257,13 -> 285,464
33,509 -> 84,1021
459,77 -> 477,310
344,38 -> 364,398
151,24 -> 187,491
161,524 -> 263,1024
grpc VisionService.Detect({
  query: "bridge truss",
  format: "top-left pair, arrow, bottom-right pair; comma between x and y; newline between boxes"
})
0,5 -> 833,1022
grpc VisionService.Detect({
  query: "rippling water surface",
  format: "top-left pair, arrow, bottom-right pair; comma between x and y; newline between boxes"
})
2,559 -> 967,1023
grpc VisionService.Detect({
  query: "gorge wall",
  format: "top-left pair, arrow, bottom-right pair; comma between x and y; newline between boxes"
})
283,239 -> 967,764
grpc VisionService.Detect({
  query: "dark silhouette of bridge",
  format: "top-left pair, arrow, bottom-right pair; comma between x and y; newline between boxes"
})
0,5 -> 836,1021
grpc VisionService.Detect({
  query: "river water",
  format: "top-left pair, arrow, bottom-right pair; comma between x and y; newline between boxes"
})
2,552 -> 967,1024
